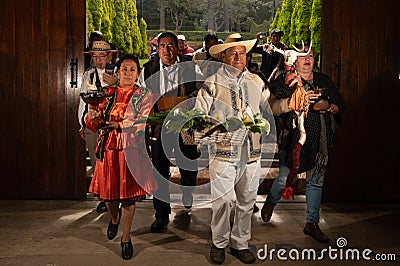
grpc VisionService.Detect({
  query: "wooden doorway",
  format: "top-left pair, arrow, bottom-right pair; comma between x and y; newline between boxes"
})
321,0 -> 400,202
0,0 -> 87,199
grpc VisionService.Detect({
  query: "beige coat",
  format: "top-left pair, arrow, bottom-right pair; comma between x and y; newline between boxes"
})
195,66 -> 290,163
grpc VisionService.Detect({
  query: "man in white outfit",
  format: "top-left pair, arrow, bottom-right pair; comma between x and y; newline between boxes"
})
195,33 -> 290,264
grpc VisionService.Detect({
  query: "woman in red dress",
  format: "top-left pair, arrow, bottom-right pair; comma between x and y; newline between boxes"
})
86,54 -> 157,260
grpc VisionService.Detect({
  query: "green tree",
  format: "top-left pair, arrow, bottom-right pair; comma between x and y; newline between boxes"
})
289,0 -> 300,45
269,8 -> 281,34
269,0 -> 321,68
112,0 -> 129,53
139,18 -> 149,58
101,0 -> 114,42
86,1 -> 94,39
88,0 -> 146,57
310,0 -> 321,66
294,0 -> 312,45
126,0 -> 142,56
277,0 -> 295,45
88,0 -> 104,32
166,0 -> 188,30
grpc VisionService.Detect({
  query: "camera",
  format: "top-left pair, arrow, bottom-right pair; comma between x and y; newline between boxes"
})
105,62 -> 116,75
259,32 -> 269,39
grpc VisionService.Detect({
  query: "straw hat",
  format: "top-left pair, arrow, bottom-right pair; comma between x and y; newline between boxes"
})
83,41 -> 118,53
209,33 -> 256,59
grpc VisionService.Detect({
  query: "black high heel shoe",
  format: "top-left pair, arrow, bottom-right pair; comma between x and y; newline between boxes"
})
121,239 -> 133,260
107,208 -> 122,240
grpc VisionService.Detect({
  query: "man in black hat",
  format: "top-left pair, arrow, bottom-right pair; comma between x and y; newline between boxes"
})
251,29 -> 288,81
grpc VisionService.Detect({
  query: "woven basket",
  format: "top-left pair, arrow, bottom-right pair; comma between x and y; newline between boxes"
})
181,127 -> 248,146
157,96 -> 189,111
180,129 -> 205,145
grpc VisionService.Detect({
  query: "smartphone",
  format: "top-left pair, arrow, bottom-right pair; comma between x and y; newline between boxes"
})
105,63 -> 115,75
259,32 -> 269,39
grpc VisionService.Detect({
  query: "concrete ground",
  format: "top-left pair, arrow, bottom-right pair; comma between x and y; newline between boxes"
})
0,195 -> 399,266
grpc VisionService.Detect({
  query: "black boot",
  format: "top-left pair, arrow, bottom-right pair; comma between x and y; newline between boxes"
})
303,222 -> 330,243
260,199 -> 275,222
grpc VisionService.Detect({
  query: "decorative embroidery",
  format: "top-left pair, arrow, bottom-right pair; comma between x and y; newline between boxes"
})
229,84 -> 238,116
131,86 -> 149,118
250,148 -> 261,158
215,146 -> 240,159
96,85 -> 118,161
202,84 -> 212,96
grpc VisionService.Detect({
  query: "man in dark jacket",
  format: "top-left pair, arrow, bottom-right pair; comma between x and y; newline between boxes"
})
251,29 -> 288,81
139,32 -> 201,233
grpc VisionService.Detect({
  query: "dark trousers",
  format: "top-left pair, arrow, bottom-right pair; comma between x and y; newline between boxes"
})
151,135 -> 199,220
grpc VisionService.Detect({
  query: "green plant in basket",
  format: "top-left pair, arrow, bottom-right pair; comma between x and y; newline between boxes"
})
201,116 -> 243,138
164,108 -> 215,134
134,110 -> 171,126
243,113 -> 270,135
134,108 -> 216,134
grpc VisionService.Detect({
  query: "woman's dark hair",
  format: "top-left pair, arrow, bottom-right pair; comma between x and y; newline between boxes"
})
117,54 -> 140,72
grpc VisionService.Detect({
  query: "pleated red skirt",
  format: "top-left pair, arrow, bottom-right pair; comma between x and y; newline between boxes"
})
89,148 -> 157,201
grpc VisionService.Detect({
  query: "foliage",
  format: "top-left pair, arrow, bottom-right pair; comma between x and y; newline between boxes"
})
249,20 -> 270,35
146,30 -> 255,42
134,109 -> 216,137
126,0 -> 142,56
88,0 -> 103,31
87,0 -> 148,58
165,109 -> 215,134
134,110 -> 171,126
294,0 -> 312,45
86,1 -> 94,35
139,18 -> 149,58
269,0 -> 321,66
276,0 -> 295,45
111,0 -> 129,53
135,108 -> 270,137
143,0 -> 282,32
310,0 -> 322,66
87,0 -> 321,62
289,0 -> 300,45
101,0 -> 113,41
269,8 -> 281,33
